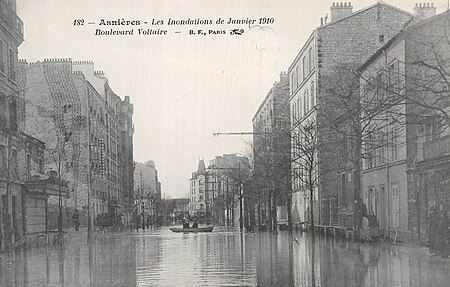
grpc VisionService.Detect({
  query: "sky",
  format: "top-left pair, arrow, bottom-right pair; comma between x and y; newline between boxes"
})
16,0 -> 449,198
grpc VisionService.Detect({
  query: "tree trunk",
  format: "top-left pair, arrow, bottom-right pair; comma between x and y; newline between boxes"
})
310,185 -> 315,237
258,197 -> 261,226
353,125 -> 362,235
268,190 -> 272,231
287,194 -> 292,231
272,191 -> 278,233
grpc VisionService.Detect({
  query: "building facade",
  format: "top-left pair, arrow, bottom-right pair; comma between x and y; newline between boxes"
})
189,159 -> 207,217
288,2 -> 414,227
252,72 -> 290,229
0,0 -> 69,248
190,154 -> 250,226
207,154 -> 250,226
359,7 -> 450,242
19,59 -> 134,229
134,160 -> 161,226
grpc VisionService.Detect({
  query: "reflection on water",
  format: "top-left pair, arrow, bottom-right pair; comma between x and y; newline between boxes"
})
1,228 -> 450,286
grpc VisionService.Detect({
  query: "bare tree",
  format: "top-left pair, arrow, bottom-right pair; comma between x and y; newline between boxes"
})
407,16 -> 450,132
291,116 -> 324,233
248,131 -> 292,231
319,61 -> 406,233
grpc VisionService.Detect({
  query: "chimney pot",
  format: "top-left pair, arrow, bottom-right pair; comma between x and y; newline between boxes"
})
414,2 -> 436,19
330,1 -> 353,22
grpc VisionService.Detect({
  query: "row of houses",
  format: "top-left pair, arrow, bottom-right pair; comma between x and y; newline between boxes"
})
189,154 -> 250,226
0,0 -> 135,249
253,2 -> 450,242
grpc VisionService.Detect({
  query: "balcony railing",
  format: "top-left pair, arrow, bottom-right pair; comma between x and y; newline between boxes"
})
423,135 -> 450,160
0,0 -> 24,39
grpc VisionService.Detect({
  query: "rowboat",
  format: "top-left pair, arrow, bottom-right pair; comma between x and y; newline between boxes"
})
169,226 -> 214,233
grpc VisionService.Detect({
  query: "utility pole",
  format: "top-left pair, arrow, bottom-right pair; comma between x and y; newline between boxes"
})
140,171 -> 145,230
205,170 -> 209,225
226,178 -> 230,226
239,161 -> 244,230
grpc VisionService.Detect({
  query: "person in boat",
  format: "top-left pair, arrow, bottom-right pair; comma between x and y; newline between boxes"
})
182,216 -> 189,229
191,217 -> 199,229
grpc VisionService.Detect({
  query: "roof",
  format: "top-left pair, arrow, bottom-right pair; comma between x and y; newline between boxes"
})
288,2 -> 413,72
318,1 -> 413,30
359,10 -> 450,73
197,159 -> 206,175
252,74 -> 288,123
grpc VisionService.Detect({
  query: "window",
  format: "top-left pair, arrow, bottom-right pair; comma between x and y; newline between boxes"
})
366,134 -> 374,169
308,47 -> 313,73
291,104 -> 295,123
391,184 -> 400,228
11,149 -> 18,180
367,187 -> 374,212
375,71 -> 384,104
9,98 -> 17,131
378,132 -> 386,165
0,40 -> 4,73
290,74 -> 294,92
8,49 -> 16,81
0,145 -> 6,178
388,60 -> 399,94
0,95 -> 6,126
310,82 -> 315,108
392,185 -> 399,197
341,173 -> 346,206
305,90 -> 309,113
303,94 -> 307,115
38,158 -> 44,174
26,154 -> 31,179
302,56 -> 306,80
390,127 -> 398,161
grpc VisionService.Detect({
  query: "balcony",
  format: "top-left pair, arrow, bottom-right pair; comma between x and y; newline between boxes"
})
423,135 -> 450,161
0,0 -> 24,40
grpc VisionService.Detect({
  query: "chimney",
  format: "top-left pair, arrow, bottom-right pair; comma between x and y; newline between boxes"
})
330,2 -> 353,22
279,71 -> 288,82
413,3 -> 436,19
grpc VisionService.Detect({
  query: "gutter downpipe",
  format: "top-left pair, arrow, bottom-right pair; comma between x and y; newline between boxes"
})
382,49 -> 392,240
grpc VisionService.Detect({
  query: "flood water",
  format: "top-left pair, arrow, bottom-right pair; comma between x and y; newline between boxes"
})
1,227 -> 450,286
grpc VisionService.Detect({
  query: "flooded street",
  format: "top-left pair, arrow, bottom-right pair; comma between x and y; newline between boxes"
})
1,228 -> 450,287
